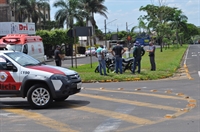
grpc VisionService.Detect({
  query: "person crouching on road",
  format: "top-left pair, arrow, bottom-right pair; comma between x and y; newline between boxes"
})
95,45 -> 108,76
132,41 -> 145,74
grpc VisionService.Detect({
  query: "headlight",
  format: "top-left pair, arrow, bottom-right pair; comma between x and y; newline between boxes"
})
50,74 -> 69,81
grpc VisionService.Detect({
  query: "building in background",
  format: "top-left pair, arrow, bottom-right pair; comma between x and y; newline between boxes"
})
0,0 -> 11,22
0,0 -> 50,29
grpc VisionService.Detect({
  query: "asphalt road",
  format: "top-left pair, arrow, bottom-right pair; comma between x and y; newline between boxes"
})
0,45 -> 200,132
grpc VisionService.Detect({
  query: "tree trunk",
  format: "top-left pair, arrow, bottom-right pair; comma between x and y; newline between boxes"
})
92,13 -> 96,45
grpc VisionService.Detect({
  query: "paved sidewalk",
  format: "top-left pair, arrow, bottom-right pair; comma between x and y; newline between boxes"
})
45,54 -> 86,62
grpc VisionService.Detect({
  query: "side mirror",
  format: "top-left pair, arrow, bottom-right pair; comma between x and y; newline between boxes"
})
6,62 -> 17,72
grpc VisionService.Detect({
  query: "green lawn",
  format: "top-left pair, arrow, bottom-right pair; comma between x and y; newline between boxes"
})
70,45 -> 188,82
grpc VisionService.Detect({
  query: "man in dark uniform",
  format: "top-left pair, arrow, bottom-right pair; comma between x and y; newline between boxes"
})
111,42 -> 126,74
132,41 -> 145,74
147,41 -> 156,71
54,45 -> 62,66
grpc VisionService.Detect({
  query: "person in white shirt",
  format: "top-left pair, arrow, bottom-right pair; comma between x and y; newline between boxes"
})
95,45 -> 107,76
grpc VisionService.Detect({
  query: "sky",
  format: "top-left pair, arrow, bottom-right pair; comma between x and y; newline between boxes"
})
49,0 -> 200,32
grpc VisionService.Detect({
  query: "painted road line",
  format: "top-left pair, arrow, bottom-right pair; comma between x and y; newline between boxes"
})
93,105 -> 135,132
2,108 -> 78,132
67,104 -> 154,125
184,45 -> 193,80
77,93 -> 181,111
85,88 -> 186,100
117,110 -> 188,132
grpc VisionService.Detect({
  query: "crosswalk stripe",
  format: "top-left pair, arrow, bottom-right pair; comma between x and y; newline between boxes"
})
2,108 -> 78,132
67,104 -> 154,125
77,93 -> 181,111
85,88 -> 186,100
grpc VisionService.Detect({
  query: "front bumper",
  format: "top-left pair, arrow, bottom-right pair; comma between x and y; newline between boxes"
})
54,81 -> 82,98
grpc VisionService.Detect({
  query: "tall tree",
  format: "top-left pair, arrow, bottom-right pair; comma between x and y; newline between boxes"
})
10,0 -> 48,29
79,0 -> 108,44
170,9 -> 188,46
11,0 -> 29,22
139,4 -> 177,51
37,0 -> 50,29
53,0 -> 84,29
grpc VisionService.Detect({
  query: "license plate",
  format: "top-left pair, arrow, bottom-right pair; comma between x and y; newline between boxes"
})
77,82 -> 82,89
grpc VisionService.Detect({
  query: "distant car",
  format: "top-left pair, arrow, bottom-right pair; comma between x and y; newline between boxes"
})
85,47 -> 96,56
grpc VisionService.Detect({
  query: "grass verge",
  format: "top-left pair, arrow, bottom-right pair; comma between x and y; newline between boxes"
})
70,45 -> 188,83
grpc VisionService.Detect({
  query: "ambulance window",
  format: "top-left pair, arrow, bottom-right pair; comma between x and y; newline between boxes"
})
0,56 -> 7,70
23,44 -> 28,54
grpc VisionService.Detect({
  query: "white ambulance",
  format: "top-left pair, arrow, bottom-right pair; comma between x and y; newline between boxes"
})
0,34 -> 46,62
0,51 -> 82,109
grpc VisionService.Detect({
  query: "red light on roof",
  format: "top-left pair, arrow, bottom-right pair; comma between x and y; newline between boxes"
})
0,44 -> 6,48
4,38 -> 19,43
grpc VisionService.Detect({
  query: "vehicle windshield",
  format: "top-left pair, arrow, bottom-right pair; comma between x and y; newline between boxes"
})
5,52 -> 42,67
6,44 -> 22,52
88,47 -> 95,50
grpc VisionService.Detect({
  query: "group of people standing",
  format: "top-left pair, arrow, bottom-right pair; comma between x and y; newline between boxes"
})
54,41 -> 156,74
96,41 -> 156,75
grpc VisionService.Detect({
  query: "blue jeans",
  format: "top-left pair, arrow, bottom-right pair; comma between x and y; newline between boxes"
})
98,59 -> 107,75
115,57 -> 123,74
132,57 -> 141,73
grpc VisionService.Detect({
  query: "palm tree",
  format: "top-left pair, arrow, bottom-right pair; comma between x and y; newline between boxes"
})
10,0 -> 47,29
37,0 -> 50,29
170,9 -> 188,46
79,0 -> 108,44
53,0 -> 85,29
11,0 -> 29,22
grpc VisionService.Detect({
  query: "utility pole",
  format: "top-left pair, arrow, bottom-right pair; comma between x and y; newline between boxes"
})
126,22 -> 128,32
104,19 -> 107,47
104,19 -> 117,49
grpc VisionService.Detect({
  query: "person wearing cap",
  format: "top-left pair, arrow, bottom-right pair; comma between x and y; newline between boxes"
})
132,41 -> 145,74
146,41 -> 156,71
54,45 -> 62,66
95,45 -> 107,76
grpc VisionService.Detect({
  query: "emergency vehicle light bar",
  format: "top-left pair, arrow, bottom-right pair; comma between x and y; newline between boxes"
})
3,38 -> 20,43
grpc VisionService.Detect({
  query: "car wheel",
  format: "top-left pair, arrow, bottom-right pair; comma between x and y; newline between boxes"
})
27,84 -> 52,109
54,96 -> 69,102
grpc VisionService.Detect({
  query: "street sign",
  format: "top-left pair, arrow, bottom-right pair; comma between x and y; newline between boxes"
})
127,35 -> 132,41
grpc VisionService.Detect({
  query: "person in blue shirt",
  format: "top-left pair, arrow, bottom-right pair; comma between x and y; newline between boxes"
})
95,45 -> 107,76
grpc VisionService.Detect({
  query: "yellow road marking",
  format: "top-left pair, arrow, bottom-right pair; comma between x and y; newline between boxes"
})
117,110 -> 188,132
184,64 -> 194,80
2,108 -> 78,132
67,104 -> 154,125
86,88 -> 186,100
77,93 -> 181,111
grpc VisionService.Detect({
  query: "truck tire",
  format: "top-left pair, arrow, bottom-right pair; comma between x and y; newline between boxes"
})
27,84 -> 52,109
